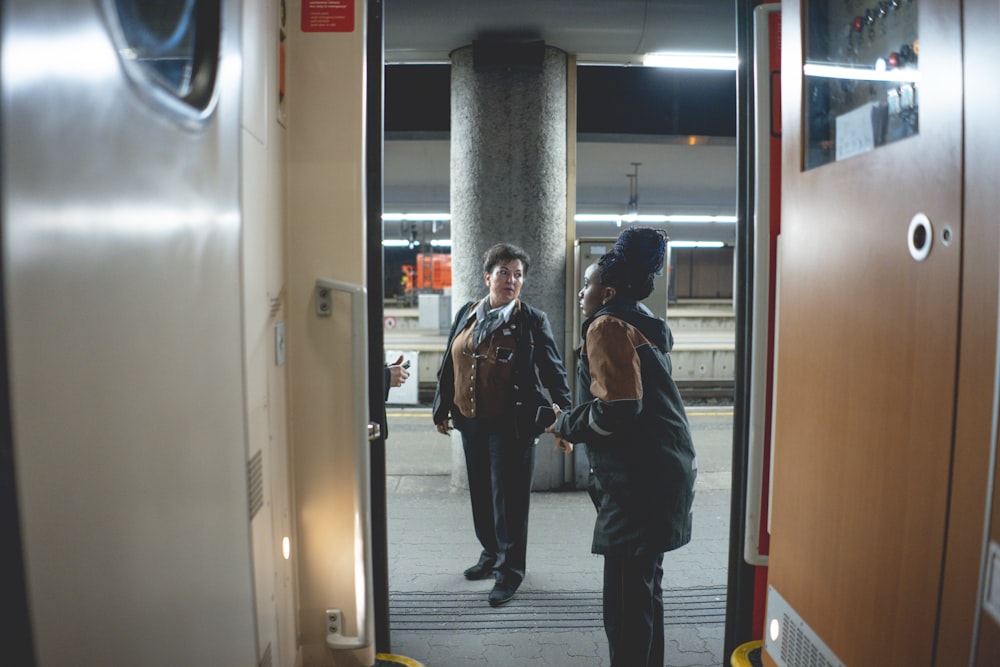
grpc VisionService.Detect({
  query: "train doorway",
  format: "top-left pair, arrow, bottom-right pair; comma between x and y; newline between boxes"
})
372,3 -> 744,663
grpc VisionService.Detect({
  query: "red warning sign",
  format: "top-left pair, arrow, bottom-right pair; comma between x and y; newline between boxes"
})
302,0 -> 355,33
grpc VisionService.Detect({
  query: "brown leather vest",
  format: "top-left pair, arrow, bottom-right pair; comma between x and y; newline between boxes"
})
451,307 -> 519,419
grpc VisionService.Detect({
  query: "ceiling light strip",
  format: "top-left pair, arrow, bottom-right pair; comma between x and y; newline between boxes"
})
642,52 -> 738,70
385,213 -> 736,224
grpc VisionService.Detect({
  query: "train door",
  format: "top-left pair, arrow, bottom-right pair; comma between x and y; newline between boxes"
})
764,1 -> 964,664
280,0 -> 378,664
2,0 -> 258,665
965,0 -> 1000,661
744,0 -> 780,643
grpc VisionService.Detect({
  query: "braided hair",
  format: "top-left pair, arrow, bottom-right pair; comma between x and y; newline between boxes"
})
597,227 -> 666,300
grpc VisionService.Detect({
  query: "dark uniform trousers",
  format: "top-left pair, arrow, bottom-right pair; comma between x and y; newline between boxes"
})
453,411 -> 535,590
603,551 -> 665,667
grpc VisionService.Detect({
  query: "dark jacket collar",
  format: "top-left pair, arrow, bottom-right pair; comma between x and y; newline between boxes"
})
582,298 -> 672,353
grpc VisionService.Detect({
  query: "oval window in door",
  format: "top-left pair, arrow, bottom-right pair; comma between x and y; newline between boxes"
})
105,0 -> 221,122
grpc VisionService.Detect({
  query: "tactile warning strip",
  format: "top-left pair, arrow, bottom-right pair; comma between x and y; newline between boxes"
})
389,587 -> 726,631
376,654 -> 424,667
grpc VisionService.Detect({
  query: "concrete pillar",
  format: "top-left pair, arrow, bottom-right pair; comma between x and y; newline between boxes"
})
449,42 -> 570,491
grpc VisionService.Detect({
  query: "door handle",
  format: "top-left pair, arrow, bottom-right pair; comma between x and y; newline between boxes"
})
315,277 -> 373,651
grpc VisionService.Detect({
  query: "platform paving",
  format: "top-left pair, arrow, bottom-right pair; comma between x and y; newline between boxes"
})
383,406 -> 733,666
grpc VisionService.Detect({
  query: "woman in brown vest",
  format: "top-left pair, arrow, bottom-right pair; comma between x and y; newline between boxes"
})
432,242 -> 572,607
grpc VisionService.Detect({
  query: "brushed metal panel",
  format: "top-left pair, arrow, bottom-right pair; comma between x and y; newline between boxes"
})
2,1 -> 256,664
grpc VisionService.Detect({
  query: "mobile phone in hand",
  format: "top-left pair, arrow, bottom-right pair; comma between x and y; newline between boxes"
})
535,405 -> 556,429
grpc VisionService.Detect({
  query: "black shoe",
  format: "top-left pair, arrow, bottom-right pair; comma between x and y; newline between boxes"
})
463,562 -> 495,580
488,583 -> 516,607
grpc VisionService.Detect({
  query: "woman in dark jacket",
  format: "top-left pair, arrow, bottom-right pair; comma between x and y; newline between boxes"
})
433,242 -> 572,607
547,227 -> 697,667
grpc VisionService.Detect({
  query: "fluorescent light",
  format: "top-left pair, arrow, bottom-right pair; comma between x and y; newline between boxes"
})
384,212 -> 737,225
573,214 -> 736,225
669,241 -> 725,248
664,215 -> 737,224
803,62 -> 920,83
575,214 -> 622,223
642,52 -> 738,70
382,238 -> 450,247
386,237 -> 725,248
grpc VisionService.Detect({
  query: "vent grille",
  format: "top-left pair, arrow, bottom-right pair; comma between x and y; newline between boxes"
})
765,586 -> 844,667
247,449 -> 264,520
780,613 -> 836,667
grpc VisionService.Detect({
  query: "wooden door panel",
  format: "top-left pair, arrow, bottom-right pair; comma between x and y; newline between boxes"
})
765,1 -> 963,665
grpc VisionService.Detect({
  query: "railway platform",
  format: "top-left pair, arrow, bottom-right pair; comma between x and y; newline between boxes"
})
382,404 -> 733,666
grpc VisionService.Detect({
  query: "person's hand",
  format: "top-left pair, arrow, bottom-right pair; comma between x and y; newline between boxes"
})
546,404 -> 573,453
543,403 -> 563,433
387,363 -> 410,388
435,420 -> 452,435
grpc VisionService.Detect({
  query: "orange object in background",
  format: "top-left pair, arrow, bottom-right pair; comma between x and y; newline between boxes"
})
399,254 -> 450,294
414,253 -> 451,290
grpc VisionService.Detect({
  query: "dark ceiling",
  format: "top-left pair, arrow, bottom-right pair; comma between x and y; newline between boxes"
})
382,1 -> 738,138
383,0 -> 737,66
385,65 -> 737,137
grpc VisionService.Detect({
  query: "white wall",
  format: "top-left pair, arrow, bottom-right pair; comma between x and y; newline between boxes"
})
241,0 -> 298,666
283,0 -> 373,665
